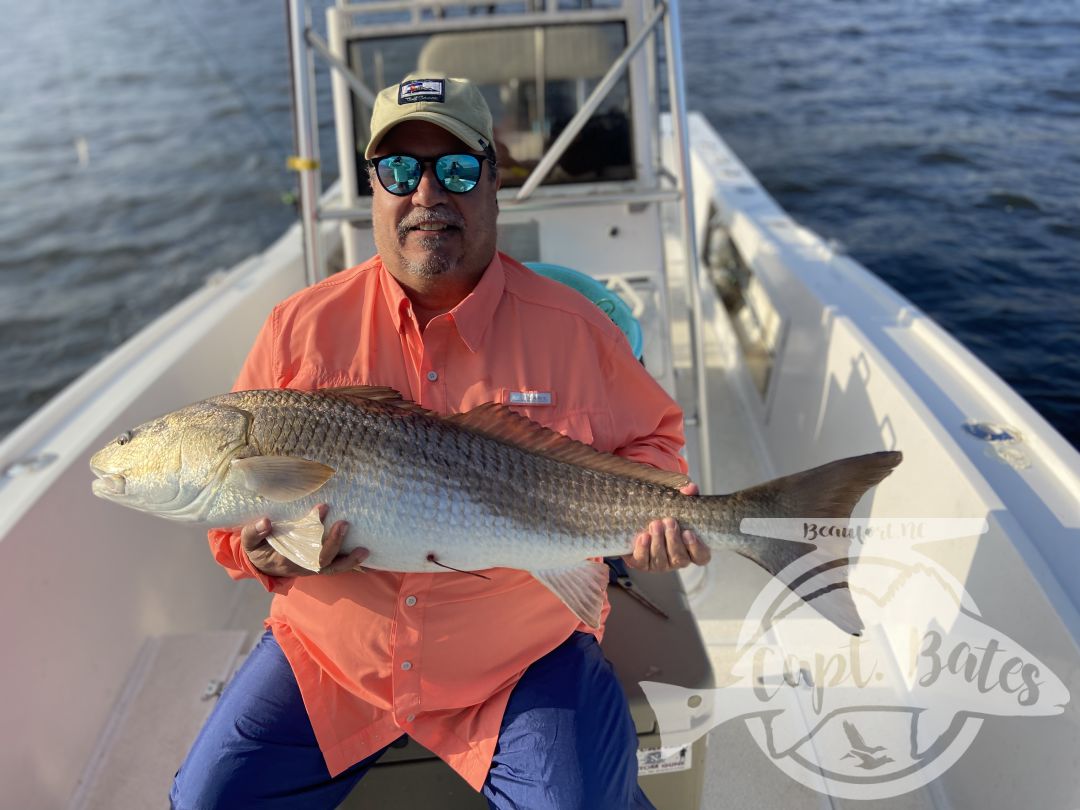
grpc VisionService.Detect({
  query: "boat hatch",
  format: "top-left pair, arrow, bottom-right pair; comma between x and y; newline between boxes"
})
703,208 -> 785,401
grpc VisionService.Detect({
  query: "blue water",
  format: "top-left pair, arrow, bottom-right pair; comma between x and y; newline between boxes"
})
682,0 -> 1080,448
1,0 -> 1077,449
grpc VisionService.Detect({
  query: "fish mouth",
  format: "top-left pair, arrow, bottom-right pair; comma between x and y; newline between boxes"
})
90,465 -> 126,498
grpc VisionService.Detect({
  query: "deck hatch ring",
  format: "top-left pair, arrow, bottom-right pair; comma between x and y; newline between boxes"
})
2,452 -> 58,479
963,421 -> 1017,442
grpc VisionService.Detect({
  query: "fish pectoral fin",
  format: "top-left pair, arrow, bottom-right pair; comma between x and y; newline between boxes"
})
265,507 -> 325,572
531,561 -> 610,628
231,456 -> 335,502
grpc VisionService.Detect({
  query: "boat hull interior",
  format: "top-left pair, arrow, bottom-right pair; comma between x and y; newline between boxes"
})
1,1 -> 1078,807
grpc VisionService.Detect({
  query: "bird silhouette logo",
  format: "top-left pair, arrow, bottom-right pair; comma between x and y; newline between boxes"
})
840,721 -> 893,770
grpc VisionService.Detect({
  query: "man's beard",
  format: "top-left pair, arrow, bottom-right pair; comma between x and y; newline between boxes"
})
394,209 -> 466,277
400,236 -> 456,277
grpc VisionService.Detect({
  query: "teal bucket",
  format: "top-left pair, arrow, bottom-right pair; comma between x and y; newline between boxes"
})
525,262 -> 644,360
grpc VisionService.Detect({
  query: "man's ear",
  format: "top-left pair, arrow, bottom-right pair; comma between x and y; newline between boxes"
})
493,165 -> 502,192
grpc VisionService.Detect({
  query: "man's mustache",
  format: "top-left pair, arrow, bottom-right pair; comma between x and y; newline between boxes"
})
398,211 -> 465,239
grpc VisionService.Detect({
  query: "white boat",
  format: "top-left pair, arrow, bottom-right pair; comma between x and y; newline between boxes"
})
3,1 -> 1078,807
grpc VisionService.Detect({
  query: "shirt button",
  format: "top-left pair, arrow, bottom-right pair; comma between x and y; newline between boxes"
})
404,595 -> 417,607
426,370 -> 438,381
406,714 -> 416,722
401,661 -> 412,671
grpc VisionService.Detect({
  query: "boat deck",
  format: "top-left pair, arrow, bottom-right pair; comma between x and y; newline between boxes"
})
72,215 -> 798,809
7,0 -> 1079,802
69,189 -> 951,810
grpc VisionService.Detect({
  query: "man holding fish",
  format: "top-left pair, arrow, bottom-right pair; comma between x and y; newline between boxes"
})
170,74 -> 709,809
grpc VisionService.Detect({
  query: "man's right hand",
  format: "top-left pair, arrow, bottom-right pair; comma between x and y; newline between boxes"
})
239,504 -> 370,577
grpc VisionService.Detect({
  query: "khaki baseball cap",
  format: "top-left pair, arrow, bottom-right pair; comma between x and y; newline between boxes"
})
365,73 -> 494,159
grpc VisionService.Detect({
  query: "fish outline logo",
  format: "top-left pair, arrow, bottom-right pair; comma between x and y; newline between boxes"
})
641,519 -> 1071,800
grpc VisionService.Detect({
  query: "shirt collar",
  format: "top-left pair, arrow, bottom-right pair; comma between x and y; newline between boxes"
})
378,260 -> 414,334
450,252 -> 504,352
378,253 -> 505,352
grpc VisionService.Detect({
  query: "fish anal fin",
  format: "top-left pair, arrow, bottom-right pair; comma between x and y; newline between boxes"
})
265,506 -> 325,572
532,561 -> 611,628
449,403 -> 690,489
231,456 -> 335,502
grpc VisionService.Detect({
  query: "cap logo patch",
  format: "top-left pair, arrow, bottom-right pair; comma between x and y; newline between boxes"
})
399,78 -> 445,105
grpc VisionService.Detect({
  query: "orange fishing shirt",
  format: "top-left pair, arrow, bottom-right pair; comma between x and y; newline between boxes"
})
208,251 -> 687,790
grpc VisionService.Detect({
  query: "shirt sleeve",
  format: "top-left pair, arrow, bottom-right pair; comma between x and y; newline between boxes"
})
602,335 -> 690,478
207,308 -> 294,593
231,307 -> 280,393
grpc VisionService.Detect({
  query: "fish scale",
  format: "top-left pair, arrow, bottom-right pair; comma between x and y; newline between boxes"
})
234,389 -> 670,567
89,386 -> 902,633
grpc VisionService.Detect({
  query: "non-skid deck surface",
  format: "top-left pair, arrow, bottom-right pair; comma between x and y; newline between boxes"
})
72,631 -> 248,809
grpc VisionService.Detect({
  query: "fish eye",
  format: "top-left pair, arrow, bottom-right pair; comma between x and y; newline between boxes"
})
116,431 -> 132,446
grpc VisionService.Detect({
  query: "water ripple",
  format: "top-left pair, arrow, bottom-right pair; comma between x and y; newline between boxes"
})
0,0 -> 1077,454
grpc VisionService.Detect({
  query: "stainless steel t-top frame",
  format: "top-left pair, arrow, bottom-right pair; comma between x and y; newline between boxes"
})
283,0 -> 712,493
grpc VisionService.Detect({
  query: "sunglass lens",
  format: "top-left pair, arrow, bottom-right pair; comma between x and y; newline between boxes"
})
435,154 -> 482,193
377,156 -> 421,195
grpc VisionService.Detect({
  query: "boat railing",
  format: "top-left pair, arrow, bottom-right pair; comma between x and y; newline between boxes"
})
321,187 -> 681,221
511,2 -> 667,201
285,0 -> 714,491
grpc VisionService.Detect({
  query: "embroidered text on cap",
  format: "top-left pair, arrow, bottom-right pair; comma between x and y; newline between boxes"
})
399,79 -> 445,105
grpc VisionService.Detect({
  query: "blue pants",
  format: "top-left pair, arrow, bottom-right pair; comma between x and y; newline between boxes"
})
170,630 -> 655,809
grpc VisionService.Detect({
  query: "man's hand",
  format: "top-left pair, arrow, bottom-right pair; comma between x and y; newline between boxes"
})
623,483 -> 711,572
239,504 -> 369,577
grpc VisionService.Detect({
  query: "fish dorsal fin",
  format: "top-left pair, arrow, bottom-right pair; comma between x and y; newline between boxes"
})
322,385 -> 433,416
447,402 -> 690,489
322,386 -> 688,488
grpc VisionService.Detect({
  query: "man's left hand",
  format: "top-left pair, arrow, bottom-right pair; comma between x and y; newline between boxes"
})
623,483 -> 712,572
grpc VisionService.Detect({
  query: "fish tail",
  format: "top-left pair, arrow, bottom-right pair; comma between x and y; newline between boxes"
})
701,451 -> 902,635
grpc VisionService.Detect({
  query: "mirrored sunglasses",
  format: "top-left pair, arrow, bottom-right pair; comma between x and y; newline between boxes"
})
369,153 -> 488,196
